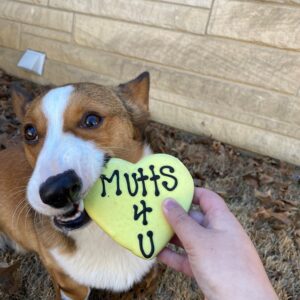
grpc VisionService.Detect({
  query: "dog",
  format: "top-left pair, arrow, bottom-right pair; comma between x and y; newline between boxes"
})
0,72 -> 157,299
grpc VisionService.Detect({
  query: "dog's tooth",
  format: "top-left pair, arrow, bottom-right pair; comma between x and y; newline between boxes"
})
79,201 -> 84,212
64,211 -> 82,221
74,211 -> 81,218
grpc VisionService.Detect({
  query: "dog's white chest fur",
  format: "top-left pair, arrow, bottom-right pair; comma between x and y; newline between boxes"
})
50,221 -> 155,291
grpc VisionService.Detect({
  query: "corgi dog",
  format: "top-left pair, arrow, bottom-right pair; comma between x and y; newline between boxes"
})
0,72 -> 157,299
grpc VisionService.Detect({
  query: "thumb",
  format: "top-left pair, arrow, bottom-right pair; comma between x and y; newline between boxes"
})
163,199 -> 204,249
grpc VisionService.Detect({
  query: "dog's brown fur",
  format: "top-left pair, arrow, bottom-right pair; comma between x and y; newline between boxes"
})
0,73 -> 157,299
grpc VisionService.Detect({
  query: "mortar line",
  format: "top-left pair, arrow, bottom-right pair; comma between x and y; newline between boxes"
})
205,0 -> 216,34
18,33 -> 300,98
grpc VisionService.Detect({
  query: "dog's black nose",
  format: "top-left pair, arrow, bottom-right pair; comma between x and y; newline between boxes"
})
39,170 -> 82,209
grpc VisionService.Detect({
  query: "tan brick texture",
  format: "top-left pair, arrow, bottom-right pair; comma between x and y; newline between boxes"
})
0,0 -> 300,164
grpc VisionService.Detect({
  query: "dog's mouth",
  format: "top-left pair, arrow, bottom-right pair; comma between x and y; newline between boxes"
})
53,202 -> 90,231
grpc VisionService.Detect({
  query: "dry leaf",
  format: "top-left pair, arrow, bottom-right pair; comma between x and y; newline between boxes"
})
271,223 -> 287,231
272,200 -> 287,211
253,207 -> 291,225
254,189 -> 272,204
253,207 -> 271,220
212,141 -> 225,155
259,173 -> 275,185
279,162 -> 292,176
281,199 -> 298,207
243,173 -> 259,188
269,211 -> 291,225
0,261 -> 21,295
216,190 -> 228,198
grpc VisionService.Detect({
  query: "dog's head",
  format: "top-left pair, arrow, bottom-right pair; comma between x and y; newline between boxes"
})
11,72 -> 150,232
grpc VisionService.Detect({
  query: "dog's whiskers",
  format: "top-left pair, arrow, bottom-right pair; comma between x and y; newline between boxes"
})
24,206 -> 33,233
11,199 -> 27,230
0,174 -> 31,184
14,200 -> 29,231
7,185 -> 27,195
33,211 -> 39,231
6,191 -> 27,202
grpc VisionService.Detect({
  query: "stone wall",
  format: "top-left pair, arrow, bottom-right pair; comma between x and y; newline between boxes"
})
0,0 -> 299,164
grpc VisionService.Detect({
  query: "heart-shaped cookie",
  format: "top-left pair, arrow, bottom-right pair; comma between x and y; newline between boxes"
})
84,154 -> 194,260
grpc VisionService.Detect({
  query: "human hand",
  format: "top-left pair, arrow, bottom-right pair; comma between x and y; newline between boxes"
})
158,188 -> 278,300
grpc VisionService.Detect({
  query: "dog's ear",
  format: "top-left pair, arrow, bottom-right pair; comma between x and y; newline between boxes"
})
117,71 -> 150,113
116,72 -> 150,139
10,83 -> 34,122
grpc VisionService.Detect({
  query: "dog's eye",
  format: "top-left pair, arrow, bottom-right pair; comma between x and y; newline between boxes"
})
24,124 -> 39,143
81,113 -> 103,129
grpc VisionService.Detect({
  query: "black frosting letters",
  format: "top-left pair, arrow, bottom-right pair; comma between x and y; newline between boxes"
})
136,168 -> 149,197
160,166 -> 178,191
149,165 -> 161,196
133,200 -> 153,225
124,172 -> 138,196
137,231 -> 155,259
100,170 -> 122,197
101,164 -> 179,199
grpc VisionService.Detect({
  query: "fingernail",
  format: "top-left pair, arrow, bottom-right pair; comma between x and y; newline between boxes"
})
163,199 -> 179,212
